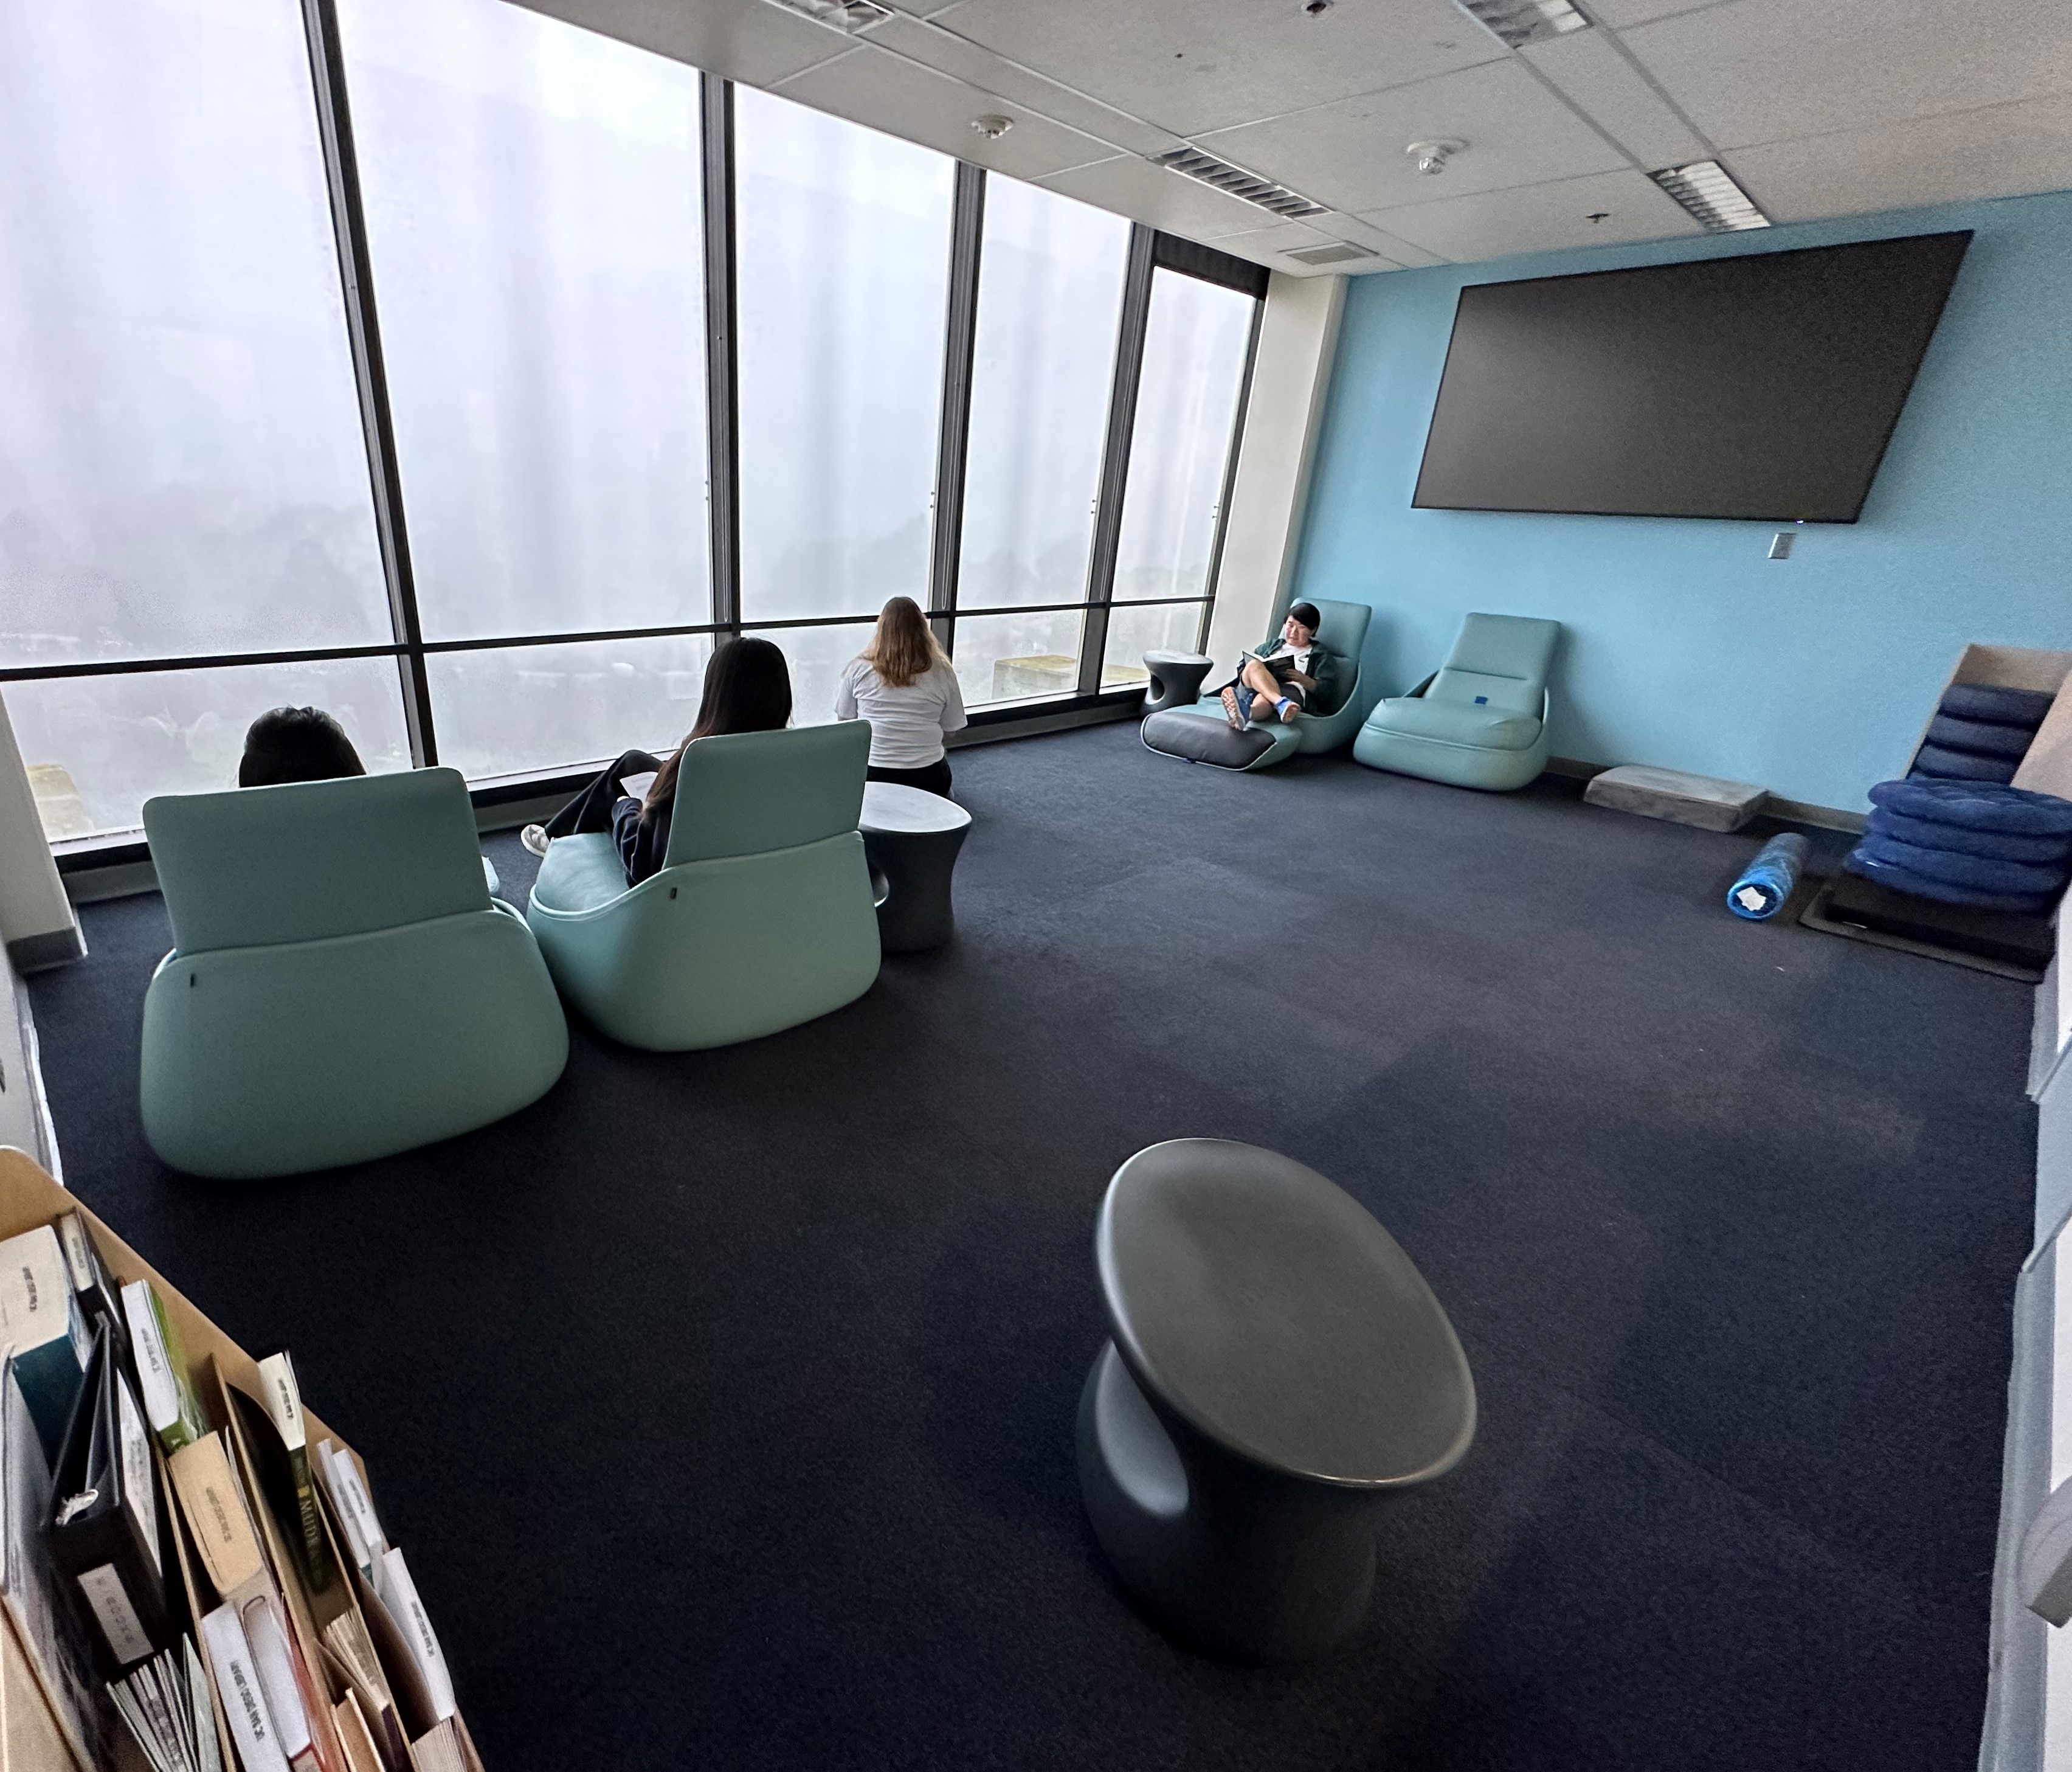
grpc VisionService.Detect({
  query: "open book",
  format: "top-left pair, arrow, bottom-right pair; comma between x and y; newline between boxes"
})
619,771 -> 657,801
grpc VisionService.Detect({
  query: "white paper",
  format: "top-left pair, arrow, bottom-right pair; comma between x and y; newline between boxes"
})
116,1371 -> 162,1573
122,1281 -> 182,1438
619,770 -> 657,801
255,1352 -> 306,1453
78,1562 -> 153,1664
317,1439 -> 384,1570
199,1604 -> 290,1772
375,1547 -> 455,1722
240,1595 -> 313,1758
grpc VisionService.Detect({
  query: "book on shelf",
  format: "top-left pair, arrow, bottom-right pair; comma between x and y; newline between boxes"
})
46,1319 -> 177,1672
0,1222 -> 91,1461
0,1152 -> 489,1772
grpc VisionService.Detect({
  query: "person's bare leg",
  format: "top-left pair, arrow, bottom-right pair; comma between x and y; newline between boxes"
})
1220,685 -> 1243,727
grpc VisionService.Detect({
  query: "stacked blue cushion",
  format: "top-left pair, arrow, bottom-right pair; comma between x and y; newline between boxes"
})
1845,778 -> 2072,914
1907,682 -> 2051,784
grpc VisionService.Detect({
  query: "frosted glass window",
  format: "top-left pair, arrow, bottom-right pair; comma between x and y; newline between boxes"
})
426,635 -> 714,781
735,89 -> 953,623
957,181 -> 1128,612
337,0 -> 711,643
0,0 -> 390,668
951,610 -> 1088,708
1102,603 -> 1207,690
6,662 -> 412,842
1111,271 -> 1255,603
744,624 -> 879,733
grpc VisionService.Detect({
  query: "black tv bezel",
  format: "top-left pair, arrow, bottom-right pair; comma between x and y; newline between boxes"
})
1409,229 -> 1975,525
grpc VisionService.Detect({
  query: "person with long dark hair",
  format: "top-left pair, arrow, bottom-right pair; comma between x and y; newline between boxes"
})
835,596 -> 965,798
522,637 -> 793,887
238,706 -> 366,786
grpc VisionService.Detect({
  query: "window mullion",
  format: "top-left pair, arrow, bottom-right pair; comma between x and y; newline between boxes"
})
701,73 -> 741,640
1077,224 -> 1155,697
298,0 -> 437,766
928,161 -> 986,659
1199,292 -> 1266,648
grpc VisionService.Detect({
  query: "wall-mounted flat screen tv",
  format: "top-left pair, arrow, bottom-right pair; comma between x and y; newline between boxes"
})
1412,230 -> 1972,523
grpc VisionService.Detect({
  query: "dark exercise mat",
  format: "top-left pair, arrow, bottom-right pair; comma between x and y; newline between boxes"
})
1866,805 -> 2072,864
1853,830 -> 2070,896
1868,777 -> 2072,834
1938,682 -> 2056,727
1803,868 -> 2054,979
1924,713 -> 2036,761
1910,744 -> 2019,784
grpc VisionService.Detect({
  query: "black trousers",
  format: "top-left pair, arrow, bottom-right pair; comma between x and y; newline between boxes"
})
868,759 -> 953,799
545,749 -> 663,838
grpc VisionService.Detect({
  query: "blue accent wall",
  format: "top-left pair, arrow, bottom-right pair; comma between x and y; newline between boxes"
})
1293,189 -> 2072,812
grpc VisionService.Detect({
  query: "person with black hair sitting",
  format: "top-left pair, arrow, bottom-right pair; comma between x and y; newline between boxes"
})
1216,601 -> 1336,729
238,706 -> 366,786
522,635 -> 793,888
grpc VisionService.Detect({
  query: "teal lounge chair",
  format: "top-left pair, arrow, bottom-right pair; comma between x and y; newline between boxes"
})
525,722 -> 880,1050
1142,598 -> 1375,771
1353,614 -> 1561,791
140,769 -> 568,1179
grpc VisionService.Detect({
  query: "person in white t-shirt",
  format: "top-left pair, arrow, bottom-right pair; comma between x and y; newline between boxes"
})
835,597 -> 968,798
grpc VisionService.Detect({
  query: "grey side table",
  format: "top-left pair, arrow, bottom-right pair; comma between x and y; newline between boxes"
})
1077,1138 -> 1476,1661
859,782 -> 972,953
1141,651 -> 1214,715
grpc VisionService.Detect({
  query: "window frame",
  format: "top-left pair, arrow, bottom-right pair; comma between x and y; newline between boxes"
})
2,2 -> 1266,850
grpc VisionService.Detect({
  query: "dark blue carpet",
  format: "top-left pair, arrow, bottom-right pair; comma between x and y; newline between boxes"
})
27,724 -> 2034,1771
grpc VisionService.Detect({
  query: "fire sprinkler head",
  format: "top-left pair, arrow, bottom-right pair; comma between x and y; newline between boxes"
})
1406,139 -> 1465,175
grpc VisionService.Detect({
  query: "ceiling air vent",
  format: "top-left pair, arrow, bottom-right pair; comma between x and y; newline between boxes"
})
1152,148 -> 1327,220
1451,0 -> 1592,49
761,0 -> 893,31
1651,160 -> 1770,232
1286,242 -> 1380,267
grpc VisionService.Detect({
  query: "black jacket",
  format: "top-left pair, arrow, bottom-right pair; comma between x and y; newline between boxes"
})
612,795 -> 673,887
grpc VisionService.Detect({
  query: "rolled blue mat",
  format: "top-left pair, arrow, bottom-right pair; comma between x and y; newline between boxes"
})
1727,832 -> 1809,920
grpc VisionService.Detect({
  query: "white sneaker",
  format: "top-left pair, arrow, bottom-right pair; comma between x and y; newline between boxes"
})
520,824 -> 551,858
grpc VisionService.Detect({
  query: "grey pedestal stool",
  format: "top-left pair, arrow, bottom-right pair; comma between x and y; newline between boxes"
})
1141,651 -> 1214,715
859,782 -> 972,953
1077,1138 -> 1476,1661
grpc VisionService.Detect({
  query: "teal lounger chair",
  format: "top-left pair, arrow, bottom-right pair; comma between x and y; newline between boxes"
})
1144,598 -> 1375,771
140,769 -> 568,1179
1353,613 -> 1562,791
525,721 -> 880,1051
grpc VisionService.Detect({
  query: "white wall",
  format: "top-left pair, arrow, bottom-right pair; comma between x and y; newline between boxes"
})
1203,271 -> 1345,677
0,694 -> 82,972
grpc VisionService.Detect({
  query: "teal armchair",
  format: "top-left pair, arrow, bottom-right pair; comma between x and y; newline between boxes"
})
1148,598 -> 1375,772
140,769 -> 568,1179
525,722 -> 880,1051
1353,613 -> 1562,791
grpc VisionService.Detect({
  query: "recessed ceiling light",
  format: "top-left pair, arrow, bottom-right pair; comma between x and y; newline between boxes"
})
1450,0 -> 1590,49
758,0 -> 892,32
1651,160 -> 1771,232
1152,148 -> 1328,220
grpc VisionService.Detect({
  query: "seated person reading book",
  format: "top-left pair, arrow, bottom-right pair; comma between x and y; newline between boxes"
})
1216,603 -> 1336,729
522,637 -> 793,888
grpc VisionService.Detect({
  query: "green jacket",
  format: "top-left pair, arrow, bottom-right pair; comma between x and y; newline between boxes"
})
1252,639 -> 1341,714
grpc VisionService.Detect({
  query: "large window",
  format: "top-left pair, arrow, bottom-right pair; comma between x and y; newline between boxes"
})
734,89 -> 952,628
1,0 -> 1263,845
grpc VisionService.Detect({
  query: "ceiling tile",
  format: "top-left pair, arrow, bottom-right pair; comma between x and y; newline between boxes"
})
939,0 -> 1504,138
1521,30 -> 1711,170
1327,213 -> 1449,266
1035,154 -> 1282,241
1359,167 -> 1704,259
863,13 -> 1184,158
773,44 -> 1117,179
1623,0 -> 2072,150
509,0 -> 849,90
1727,93 -> 2072,223
1213,219 -> 1358,277
877,0 -> 964,16
1197,59 -> 1629,216
1584,0 -> 1735,26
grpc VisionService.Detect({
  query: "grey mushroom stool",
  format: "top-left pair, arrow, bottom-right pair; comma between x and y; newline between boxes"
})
858,781 -> 972,953
1077,1138 -> 1476,1661
1141,651 -> 1214,715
